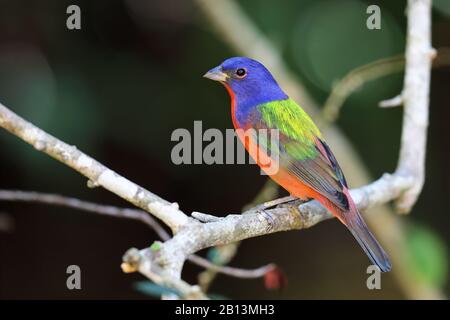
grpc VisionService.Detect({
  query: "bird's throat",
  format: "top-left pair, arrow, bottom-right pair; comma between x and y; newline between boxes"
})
222,82 -> 240,129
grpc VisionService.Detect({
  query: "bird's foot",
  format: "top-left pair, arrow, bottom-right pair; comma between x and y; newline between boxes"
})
258,209 -> 276,232
260,195 -> 298,210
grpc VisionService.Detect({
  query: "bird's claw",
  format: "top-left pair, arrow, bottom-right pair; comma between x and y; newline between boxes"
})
260,196 -> 299,210
258,209 -> 276,232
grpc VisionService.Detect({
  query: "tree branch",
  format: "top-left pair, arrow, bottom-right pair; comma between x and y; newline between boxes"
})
120,172 -> 412,295
0,103 -> 188,233
322,55 -> 405,121
0,189 -> 171,240
0,189 -> 274,282
322,48 -> 448,119
395,0 -> 434,213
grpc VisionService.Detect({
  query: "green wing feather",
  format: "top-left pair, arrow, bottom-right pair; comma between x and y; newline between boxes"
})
258,98 -> 321,159
256,99 -> 349,210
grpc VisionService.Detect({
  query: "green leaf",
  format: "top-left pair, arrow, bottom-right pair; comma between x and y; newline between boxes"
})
208,293 -> 229,300
135,281 -> 228,299
150,241 -> 162,251
406,222 -> 448,287
206,247 -> 222,265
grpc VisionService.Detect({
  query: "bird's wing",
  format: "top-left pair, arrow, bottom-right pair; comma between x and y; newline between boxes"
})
256,99 -> 349,210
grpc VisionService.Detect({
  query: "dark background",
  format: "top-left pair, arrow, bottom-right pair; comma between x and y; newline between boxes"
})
0,0 -> 448,299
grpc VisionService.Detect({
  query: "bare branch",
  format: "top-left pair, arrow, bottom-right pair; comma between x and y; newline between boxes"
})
322,48 -> 449,122
379,93 -> 404,108
121,248 -> 208,300
322,55 -> 405,122
395,0 -> 434,213
120,172 -> 413,295
189,255 -> 275,279
0,103 -> 188,232
191,212 -> 223,223
0,189 -> 171,241
0,189 -> 274,283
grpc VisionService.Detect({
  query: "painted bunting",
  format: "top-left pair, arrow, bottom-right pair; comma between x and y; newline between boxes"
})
204,57 -> 391,272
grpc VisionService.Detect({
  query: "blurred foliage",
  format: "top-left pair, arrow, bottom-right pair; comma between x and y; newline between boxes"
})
135,281 -> 228,300
134,281 -> 179,298
434,0 -> 450,18
290,0 -> 403,92
206,247 -> 223,265
406,222 -> 448,288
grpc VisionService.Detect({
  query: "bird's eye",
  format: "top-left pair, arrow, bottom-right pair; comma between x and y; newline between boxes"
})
235,68 -> 247,78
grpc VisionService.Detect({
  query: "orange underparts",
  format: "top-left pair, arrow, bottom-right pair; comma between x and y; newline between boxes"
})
233,123 -> 321,201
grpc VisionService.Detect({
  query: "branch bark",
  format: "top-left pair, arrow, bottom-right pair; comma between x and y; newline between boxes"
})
395,0 -> 434,213
122,173 -> 412,285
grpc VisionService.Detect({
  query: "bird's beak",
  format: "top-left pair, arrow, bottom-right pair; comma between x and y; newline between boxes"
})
203,66 -> 229,82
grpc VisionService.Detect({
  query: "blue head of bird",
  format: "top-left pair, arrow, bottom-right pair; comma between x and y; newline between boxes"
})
204,57 -> 288,111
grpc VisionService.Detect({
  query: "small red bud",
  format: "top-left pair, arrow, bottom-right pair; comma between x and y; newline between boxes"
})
264,266 -> 287,290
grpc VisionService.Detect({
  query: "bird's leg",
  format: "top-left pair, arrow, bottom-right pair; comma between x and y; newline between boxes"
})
254,195 -> 309,231
261,195 -> 298,210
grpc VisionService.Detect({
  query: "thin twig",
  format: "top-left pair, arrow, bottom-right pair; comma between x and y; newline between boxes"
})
322,55 -> 405,122
322,48 -> 449,122
190,255 -> 275,279
379,93 -> 404,108
0,189 -> 274,281
0,189 -> 171,240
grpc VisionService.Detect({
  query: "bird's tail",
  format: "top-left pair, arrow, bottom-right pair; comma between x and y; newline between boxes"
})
331,190 -> 392,272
